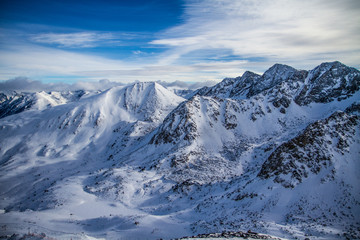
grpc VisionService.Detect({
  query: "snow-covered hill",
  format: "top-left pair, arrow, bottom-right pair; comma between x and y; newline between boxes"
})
0,62 -> 359,240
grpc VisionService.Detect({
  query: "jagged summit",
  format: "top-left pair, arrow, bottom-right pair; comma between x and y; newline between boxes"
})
229,71 -> 261,98
195,77 -> 238,98
264,63 -> 296,74
196,63 -> 303,99
196,61 -> 359,106
248,63 -> 297,96
315,61 -> 346,72
295,61 -> 360,105
242,70 -> 259,78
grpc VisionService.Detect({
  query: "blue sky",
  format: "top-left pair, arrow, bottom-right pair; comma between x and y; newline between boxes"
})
1,0 -> 359,85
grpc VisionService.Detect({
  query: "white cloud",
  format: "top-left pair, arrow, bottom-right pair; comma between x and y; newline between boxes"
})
0,77 -> 125,92
30,32 -> 118,48
0,77 -> 55,92
156,80 -> 217,90
0,77 -> 217,92
151,0 -> 360,69
132,50 -> 144,55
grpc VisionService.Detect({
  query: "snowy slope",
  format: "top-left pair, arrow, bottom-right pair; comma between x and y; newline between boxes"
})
0,90 -> 90,119
0,82 -> 184,163
0,82 -> 186,239
189,105 -> 360,239
141,62 -> 359,185
0,62 -> 359,240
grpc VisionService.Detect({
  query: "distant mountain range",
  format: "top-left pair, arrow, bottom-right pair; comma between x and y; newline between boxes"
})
0,61 -> 359,240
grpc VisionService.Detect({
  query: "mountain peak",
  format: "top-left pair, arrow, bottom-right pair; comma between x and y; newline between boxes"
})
199,77 -> 238,98
317,61 -> 344,70
114,81 -> 185,122
262,63 -> 297,81
241,70 -> 260,79
295,61 -> 360,105
267,63 -> 296,71
308,61 -> 356,79
247,63 -> 299,97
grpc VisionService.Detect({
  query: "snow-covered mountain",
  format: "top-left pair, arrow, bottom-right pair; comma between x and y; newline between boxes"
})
0,62 -> 359,240
0,90 -> 89,119
0,82 -> 184,210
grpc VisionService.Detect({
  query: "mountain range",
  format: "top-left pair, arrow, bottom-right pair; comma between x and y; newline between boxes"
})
0,61 -> 359,240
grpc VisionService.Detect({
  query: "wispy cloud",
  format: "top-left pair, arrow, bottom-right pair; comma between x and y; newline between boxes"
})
75,60 -> 252,82
30,32 -> 119,48
151,0 -> 360,69
0,42 -> 134,81
0,30 -> 252,83
132,50 -> 145,55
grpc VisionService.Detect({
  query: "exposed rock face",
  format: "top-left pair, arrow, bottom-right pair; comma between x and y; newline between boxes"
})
247,64 -> 300,97
295,61 -> 360,105
150,96 -> 200,145
0,93 -> 34,118
147,62 -> 360,186
228,71 -> 261,99
198,61 -> 359,107
258,111 -> 359,188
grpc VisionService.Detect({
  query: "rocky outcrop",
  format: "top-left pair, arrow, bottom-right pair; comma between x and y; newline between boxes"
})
258,111 -> 359,188
295,61 -> 360,105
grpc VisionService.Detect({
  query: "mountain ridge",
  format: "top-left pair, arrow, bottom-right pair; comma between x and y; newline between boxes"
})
0,61 -> 359,240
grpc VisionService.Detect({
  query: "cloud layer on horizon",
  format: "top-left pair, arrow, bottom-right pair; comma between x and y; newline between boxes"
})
0,77 -> 124,92
0,77 -> 216,92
